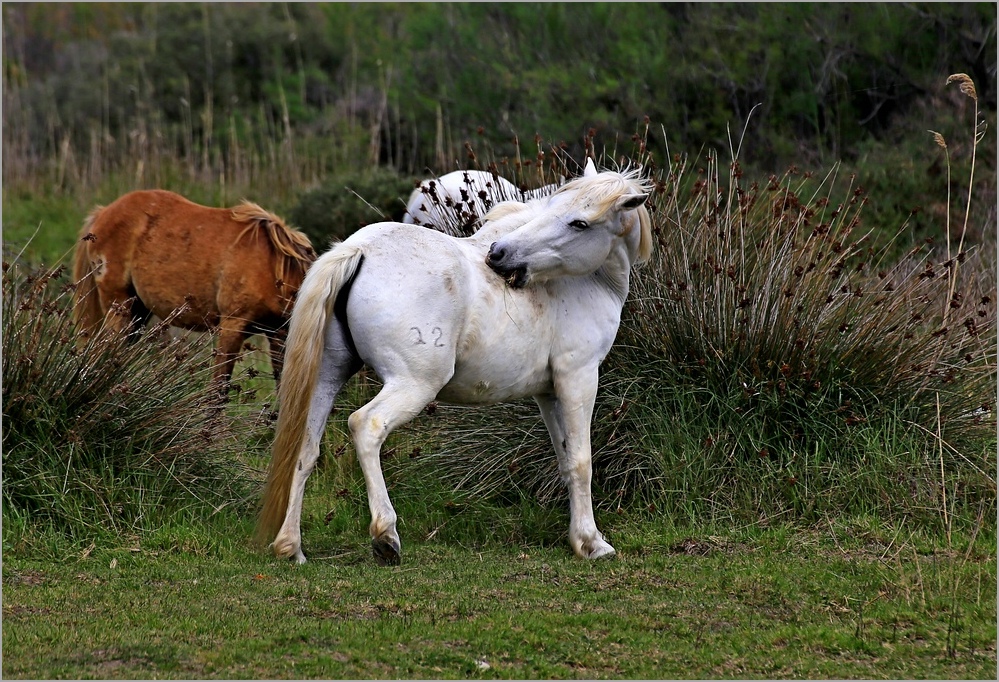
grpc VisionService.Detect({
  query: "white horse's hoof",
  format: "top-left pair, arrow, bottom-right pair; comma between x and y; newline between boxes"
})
573,535 -> 617,560
372,535 -> 401,566
587,543 -> 617,560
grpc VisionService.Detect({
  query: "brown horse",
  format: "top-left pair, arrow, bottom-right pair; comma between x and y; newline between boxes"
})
72,189 -> 316,394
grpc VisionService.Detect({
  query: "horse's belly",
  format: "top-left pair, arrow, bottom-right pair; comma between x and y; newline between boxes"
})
437,326 -> 554,404
131,275 -> 221,328
437,360 -> 551,404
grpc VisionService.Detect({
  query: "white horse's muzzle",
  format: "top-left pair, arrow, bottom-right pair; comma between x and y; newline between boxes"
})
486,242 -> 529,288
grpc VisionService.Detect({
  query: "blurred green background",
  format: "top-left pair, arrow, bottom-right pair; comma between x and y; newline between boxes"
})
3,2 -> 995,259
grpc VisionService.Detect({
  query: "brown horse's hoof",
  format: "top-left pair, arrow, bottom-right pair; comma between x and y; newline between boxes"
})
372,537 -> 401,566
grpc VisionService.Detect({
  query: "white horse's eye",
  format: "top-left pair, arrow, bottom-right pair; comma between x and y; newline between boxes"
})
569,219 -> 590,230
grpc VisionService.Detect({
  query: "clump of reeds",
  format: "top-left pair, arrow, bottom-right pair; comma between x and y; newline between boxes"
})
388,95 -> 995,529
2,256 -> 260,539
590,141 -> 995,523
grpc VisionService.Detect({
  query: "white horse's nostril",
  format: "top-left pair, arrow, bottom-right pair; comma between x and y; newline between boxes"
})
487,243 -> 505,264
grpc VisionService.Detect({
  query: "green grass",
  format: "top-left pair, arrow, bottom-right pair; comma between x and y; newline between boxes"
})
3,512 -> 995,679
1,189 -> 88,265
6,346 -> 994,678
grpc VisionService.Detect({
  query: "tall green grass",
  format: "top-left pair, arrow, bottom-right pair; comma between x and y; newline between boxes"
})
1,255 -> 262,544
389,83 -> 996,531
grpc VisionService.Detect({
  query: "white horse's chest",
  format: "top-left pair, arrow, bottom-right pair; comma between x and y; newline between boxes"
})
439,280 -> 619,404
439,293 -> 555,403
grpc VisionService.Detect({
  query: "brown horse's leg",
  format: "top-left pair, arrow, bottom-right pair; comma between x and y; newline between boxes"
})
97,286 -> 149,340
265,328 -> 287,389
214,320 -> 251,399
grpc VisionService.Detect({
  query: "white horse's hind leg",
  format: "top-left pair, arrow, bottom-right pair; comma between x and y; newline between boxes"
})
348,380 -> 444,565
273,342 -> 359,564
536,379 -> 616,560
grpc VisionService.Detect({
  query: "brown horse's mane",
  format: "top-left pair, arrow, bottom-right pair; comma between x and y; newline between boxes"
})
231,201 -> 316,306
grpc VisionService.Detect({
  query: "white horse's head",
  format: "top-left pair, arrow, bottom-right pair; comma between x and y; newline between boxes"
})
484,166 -> 652,288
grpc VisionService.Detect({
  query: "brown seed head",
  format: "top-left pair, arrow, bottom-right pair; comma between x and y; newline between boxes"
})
929,130 -> 947,149
946,73 -> 978,101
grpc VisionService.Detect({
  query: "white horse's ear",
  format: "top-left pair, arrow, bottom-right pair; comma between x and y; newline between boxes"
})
583,158 -> 598,177
617,193 -> 648,210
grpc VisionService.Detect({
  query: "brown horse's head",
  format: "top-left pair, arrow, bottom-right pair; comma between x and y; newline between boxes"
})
232,202 -> 317,316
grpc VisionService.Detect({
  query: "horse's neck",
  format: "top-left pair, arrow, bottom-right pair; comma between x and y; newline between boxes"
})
594,240 -> 637,304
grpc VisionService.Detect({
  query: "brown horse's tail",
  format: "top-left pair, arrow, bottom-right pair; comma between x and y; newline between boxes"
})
256,245 -> 364,551
71,206 -> 106,337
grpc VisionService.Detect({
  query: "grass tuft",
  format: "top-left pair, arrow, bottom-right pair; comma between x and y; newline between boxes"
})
2,255 -> 261,544
389,110 -> 996,532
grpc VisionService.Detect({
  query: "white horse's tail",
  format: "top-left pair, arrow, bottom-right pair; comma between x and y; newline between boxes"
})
257,245 -> 364,545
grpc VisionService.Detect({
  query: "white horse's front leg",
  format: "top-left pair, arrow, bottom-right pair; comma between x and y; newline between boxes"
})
535,374 -> 616,560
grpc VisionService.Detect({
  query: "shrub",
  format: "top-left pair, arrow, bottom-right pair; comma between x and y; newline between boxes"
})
1,257 -> 260,540
387,98 -> 996,529
288,167 -> 419,249
587,149 -> 996,524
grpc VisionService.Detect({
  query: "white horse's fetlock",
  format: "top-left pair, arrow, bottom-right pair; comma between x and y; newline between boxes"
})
271,535 -> 303,562
573,533 -> 616,560
270,541 -> 306,564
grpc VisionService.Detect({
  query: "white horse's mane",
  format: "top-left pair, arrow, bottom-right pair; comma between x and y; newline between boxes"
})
553,166 -> 652,210
481,199 -> 535,224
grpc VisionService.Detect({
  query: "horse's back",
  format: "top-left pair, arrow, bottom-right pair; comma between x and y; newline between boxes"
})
87,190 -> 287,328
89,190 -> 245,252
336,222 -> 559,403
341,222 -> 474,311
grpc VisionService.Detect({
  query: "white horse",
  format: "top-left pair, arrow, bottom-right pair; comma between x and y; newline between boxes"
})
258,162 -> 653,565
402,169 -> 563,230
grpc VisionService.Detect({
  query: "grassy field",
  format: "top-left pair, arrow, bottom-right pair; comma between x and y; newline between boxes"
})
3,205 -> 996,679
3,346 -> 996,680
3,503 -> 996,679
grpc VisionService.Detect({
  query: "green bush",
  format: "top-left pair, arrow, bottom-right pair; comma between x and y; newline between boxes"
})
588,150 -> 996,524
388,139 -> 996,529
1,258 -> 260,540
288,168 -> 419,249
